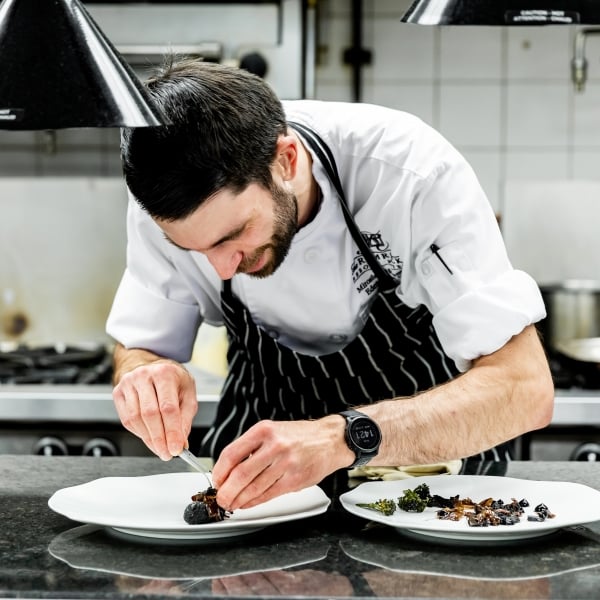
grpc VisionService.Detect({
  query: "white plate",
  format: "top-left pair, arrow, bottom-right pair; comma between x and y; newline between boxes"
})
339,475 -> 600,542
49,472 -> 330,541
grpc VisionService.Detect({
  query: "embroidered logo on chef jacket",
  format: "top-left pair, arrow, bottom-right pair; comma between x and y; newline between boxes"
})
352,231 -> 402,297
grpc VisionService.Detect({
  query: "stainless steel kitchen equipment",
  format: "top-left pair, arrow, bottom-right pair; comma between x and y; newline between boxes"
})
0,0 -> 309,457
501,180 -> 600,461
539,280 -> 600,352
556,337 -> 600,364
88,0 -> 311,101
0,342 -> 222,456
572,27 -> 600,92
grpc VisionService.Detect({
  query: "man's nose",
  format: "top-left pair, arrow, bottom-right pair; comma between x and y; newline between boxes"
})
206,248 -> 242,280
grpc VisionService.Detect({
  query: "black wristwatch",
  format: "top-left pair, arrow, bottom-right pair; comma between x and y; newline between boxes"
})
339,410 -> 382,468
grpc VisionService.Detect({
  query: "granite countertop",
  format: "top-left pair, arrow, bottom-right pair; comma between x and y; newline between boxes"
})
1,457 -> 599,599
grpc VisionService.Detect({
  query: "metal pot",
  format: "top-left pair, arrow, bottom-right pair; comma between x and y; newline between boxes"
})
538,280 -> 600,353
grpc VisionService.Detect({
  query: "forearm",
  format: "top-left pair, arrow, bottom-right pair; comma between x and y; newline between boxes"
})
336,325 -> 554,467
112,342 -> 172,384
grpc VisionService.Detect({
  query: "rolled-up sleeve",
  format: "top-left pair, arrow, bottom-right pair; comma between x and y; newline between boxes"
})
397,142 -> 545,372
106,196 -> 204,363
432,270 -> 545,372
106,269 -> 202,363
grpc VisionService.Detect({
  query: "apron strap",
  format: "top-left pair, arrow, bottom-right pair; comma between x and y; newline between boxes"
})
288,120 -> 393,284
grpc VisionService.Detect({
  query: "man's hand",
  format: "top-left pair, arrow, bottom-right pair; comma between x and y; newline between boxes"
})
211,416 -> 353,511
112,344 -> 198,460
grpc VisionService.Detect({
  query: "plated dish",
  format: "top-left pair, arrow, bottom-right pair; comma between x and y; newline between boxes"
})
48,472 -> 330,541
339,475 -> 600,543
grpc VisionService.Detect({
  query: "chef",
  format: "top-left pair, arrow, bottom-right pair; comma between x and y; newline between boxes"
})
106,59 -> 554,512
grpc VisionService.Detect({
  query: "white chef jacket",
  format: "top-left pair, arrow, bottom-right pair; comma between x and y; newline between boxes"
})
106,100 -> 545,372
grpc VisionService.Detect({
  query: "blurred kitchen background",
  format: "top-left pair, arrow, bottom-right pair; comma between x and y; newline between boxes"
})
1,0 -> 599,460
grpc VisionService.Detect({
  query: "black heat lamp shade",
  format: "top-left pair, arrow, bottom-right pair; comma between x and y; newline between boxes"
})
0,0 -> 168,130
401,1 -> 600,25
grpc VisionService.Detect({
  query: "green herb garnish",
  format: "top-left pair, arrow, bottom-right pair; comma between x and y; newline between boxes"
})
356,498 -> 397,516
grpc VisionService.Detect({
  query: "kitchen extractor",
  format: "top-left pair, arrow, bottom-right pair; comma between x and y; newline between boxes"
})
401,0 -> 600,25
87,0 -> 311,101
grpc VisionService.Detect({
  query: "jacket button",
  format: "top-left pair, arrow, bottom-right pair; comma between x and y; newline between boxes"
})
329,334 -> 348,343
304,248 -> 320,263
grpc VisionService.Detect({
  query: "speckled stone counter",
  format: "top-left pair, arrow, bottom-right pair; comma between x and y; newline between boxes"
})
1,457 -> 599,599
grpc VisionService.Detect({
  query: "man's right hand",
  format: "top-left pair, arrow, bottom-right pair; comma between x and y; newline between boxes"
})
111,343 -> 198,460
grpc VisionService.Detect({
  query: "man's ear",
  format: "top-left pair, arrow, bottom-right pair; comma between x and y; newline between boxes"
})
275,134 -> 298,181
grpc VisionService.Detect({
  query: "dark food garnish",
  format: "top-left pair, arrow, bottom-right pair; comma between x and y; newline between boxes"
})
183,486 -> 230,524
364,484 -> 555,527
527,502 -> 556,522
397,488 -> 429,513
431,496 -> 530,527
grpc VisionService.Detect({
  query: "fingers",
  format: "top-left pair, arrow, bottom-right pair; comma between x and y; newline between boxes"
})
216,448 -> 282,510
211,429 -> 264,488
153,370 -> 197,456
213,420 -> 322,511
112,360 -> 197,460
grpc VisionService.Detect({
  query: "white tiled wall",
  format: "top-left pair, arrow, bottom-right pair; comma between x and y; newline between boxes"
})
1,0 -> 599,219
317,0 -> 600,215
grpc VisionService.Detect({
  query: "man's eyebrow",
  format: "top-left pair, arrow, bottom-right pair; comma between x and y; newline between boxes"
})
211,224 -> 246,247
163,234 -> 191,251
162,223 -> 247,252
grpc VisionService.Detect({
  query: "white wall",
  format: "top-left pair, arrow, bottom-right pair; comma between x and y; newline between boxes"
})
316,0 -> 600,216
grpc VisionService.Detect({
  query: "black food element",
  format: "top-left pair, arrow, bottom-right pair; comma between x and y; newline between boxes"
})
183,487 -> 230,524
527,502 -> 556,522
184,501 -> 210,524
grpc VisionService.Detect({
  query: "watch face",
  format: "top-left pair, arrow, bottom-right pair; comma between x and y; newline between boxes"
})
349,418 -> 381,451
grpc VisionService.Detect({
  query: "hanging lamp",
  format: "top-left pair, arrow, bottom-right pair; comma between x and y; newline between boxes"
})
0,0 -> 168,130
401,1 -> 600,25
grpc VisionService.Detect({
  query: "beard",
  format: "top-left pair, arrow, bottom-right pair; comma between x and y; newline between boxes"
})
237,182 -> 298,279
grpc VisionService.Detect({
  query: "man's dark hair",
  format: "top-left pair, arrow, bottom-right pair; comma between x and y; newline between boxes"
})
120,58 -> 288,221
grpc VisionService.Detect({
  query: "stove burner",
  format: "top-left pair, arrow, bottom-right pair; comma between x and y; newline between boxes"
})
549,351 -> 600,390
0,345 -> 112,384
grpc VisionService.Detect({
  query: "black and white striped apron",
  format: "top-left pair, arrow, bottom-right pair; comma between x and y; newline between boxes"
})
199,123 -> 512,463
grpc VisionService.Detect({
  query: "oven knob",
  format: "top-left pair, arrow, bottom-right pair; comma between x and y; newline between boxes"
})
33,436 -> 68,456
570,442 -> 600,461
239,52 -> 268,78
82,438 -> 119,457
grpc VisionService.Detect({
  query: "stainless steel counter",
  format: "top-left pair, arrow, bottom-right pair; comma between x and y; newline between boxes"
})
0,366 -> 222,426
1,382 -> 599,427
552,389 -> 600,426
